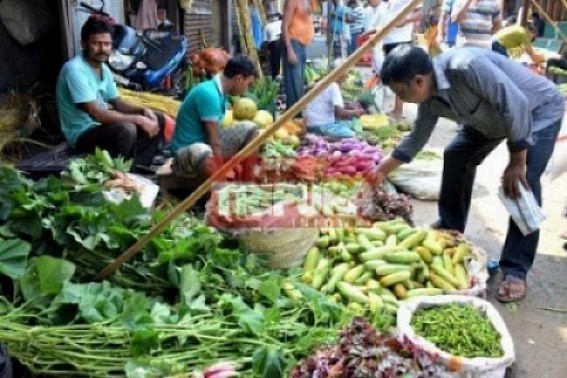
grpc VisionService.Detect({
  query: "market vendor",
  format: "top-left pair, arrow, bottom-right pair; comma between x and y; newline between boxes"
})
304,75 -> 364,138
491,23 -> 544,64
56,17 -> 163,171
367,45 -> 563,303
171,55 -> 258,181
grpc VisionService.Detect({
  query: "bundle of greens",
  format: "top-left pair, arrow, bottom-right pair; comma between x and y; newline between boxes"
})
0,152 -> 378,377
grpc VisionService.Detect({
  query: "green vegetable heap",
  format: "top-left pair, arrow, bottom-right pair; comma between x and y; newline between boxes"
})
411,304 -> 503,358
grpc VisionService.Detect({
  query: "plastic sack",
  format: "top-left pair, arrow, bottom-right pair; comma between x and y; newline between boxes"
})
102,173 -> 160,209
397,295 -> 515,378
497,185 -> 546,235
447,245 -> 489,298
0,0 -> 55,46
389,158 -> 444,200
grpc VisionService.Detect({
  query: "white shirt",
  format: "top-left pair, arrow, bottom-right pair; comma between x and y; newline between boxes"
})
364,3 -> 389,72
305,83 -> 344,126
383,0 -> 420,45
363,3 -> 387,32
264,20 -> 282,42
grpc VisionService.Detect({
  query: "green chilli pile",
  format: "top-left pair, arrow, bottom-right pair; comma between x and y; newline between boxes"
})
411,304 -> 504,358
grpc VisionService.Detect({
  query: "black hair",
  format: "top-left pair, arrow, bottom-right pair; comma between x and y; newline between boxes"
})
224,54 -> 257,78
380,45 -> 433,85
81,16 -> 113,43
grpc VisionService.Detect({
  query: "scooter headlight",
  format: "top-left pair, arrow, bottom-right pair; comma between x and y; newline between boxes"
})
109,51 -> 135,72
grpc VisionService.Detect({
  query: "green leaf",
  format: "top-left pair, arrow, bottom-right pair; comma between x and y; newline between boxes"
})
258,276 -> 281,303
0,239 -> 31,279
179,264 -> 201,307
238,308 -> 265,335
188,294 -> 209,313
20,256 -> 75,304
120,292 -> 153,330
35,256 -> 76,295
0,225 -> 15,238
252,346 -> 286,378
263,306 -> 281,324
58,282 -> 125,323
150,302 -> 172,324
131,329 -> 159,357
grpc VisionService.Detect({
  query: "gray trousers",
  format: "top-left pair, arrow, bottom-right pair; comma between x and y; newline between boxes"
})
438,121 -> 562,278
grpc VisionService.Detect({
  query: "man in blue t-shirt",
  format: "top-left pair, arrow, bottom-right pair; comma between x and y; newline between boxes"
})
56,17 -> 162,170
172,55 -> 258,180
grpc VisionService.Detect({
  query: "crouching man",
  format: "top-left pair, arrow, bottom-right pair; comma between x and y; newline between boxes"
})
172,55 -> 259,181
367,45 -> 563,303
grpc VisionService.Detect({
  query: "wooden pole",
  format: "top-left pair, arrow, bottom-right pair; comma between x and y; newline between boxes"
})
254,0 -> 268,26
93,0 -> 423,281
234,0 -> 248,54
521,0 -> 530,26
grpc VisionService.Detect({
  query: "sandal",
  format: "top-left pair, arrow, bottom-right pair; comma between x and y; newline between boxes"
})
497,275 -> 527,303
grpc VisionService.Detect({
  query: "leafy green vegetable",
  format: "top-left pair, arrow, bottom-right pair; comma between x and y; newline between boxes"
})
131,329 -> 160,357
179,264 -> 201,307
20,256 -> 75,303
253,346 -> 287,378
0,239 -> 31,279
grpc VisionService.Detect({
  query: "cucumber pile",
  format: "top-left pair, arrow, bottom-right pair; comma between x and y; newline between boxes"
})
293,220 -> 474,312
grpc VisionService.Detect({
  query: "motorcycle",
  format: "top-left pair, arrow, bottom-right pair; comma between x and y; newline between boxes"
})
80,0 -> 188,96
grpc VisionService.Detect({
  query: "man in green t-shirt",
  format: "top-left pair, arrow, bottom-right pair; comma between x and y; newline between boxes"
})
492,24 -> 544,64
172,55 -> 258,180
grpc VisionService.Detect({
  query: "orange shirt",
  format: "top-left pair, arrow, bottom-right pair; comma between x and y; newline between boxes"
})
288,0 -> 314,46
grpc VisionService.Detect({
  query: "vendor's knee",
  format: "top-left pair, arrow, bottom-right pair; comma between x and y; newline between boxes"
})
115,123 -> 137,154
119,123 -> 137,143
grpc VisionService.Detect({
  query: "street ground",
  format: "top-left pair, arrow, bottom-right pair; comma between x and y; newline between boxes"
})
403,103 -> 567,378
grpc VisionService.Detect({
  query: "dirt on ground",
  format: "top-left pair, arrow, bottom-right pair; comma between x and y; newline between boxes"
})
403,104 -> 567,378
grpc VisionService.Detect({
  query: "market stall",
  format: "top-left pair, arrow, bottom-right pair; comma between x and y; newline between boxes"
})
0,0 -> 518,376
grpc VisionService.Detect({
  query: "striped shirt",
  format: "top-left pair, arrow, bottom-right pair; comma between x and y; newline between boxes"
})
349,6 -> 365,35
393,48 -> 564,162
452,0 -> 501,47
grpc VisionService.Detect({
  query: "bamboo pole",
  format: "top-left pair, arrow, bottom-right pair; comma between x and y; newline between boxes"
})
521,0 -> 529,26
234,0 -> 249,54
237,0 -> 263,77
93,0 -> 423,281
254,0 -> 268,26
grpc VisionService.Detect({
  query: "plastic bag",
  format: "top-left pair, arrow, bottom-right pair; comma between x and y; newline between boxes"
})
389,158 -> 444,200
397,295 -> 515,378
447,245 -> 489,298
102,173 -> 160,209
497,185 -> 546,235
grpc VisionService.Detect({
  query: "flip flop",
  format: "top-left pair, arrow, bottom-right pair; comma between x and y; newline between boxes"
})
497,275 -> 527,303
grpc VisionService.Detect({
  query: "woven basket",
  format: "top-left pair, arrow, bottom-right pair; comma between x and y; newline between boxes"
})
237,227 -> 319,268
